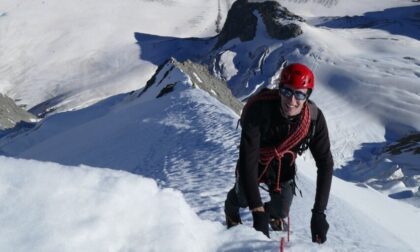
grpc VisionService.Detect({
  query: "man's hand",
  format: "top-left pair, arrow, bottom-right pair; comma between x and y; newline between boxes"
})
311,211 -> 329,243
251,207 -> 269,238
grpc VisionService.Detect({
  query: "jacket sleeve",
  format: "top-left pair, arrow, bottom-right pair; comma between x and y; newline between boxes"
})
309,109 -> 334,213
238,104 -> 263,210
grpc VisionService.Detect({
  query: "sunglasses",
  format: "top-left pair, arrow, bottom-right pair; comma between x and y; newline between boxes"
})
279,86 -> 308,101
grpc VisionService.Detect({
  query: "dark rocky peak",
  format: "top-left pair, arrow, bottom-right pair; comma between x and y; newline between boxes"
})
215,0 -> 304,48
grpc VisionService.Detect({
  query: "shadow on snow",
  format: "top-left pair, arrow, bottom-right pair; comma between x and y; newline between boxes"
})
317,5 -> 420,41
334,125 -> 420,200
134,32 -> 217,66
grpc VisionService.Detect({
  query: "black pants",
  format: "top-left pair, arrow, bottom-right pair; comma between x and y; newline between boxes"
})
225,178 -> 294,220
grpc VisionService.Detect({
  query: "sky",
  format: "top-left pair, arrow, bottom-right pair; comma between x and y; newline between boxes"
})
0,0 -> 419,251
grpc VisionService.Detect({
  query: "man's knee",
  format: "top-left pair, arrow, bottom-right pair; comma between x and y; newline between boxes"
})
268,181 -> 294,218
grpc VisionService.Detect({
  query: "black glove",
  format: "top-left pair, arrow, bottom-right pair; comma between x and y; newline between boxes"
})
311,211 -> 329,243
252,211 -> 270,238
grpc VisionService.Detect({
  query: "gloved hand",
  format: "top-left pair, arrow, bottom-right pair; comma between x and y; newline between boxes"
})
252,211 -> 270,238
311,211 -> 329,243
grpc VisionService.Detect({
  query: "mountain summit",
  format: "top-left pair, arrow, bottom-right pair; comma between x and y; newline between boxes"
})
215,0 -> 304,48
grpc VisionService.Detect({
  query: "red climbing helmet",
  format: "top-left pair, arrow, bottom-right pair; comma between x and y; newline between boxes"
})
279,63 -> 314,90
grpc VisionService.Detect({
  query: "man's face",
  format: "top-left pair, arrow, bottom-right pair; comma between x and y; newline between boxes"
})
279,84 -> 308,117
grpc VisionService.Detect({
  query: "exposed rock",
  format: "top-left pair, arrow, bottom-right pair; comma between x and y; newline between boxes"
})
156,83 -> 176,98
258,1 -> 304,39
385,133 -> 420,155
215,0 -> 304,48
175,59 -> 243,115
137,58 -> 243,115
0,93 -> 37,130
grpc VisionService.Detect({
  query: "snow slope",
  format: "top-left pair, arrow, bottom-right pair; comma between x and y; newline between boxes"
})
1,156 -> 419,251
1,58 -> 419,251
0,0 -> 234,113
0,157 -> 231,252
1,0 -> 420,251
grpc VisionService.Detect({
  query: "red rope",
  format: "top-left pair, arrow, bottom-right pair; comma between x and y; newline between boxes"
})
280,237 -> 285,252
258,104 -> 311,192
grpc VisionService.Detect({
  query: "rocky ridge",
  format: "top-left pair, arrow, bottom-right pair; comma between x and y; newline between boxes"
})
133,58 -> 243,115
0,94 -> 37,130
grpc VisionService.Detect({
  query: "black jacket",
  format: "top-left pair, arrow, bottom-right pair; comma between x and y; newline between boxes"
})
238,96 -> 333,212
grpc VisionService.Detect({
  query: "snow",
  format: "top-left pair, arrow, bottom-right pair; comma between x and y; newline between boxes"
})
219,50 -> 239,81
193,72 -> 203,83
1,0 -> 420,251
1,66 -> 419,251
278,0 -> 418,18
0,156 -> 225,252
1,157 -> 419,252
0,0 -> 231,112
